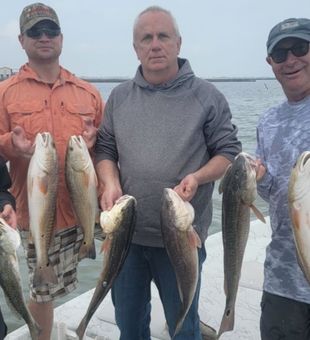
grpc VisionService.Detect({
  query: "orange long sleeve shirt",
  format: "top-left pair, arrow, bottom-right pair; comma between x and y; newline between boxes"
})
0,64 -> 104,231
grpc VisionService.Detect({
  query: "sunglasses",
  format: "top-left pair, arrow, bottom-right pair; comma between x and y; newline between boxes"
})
25,27 -> 61,39
270,41 -> 310,64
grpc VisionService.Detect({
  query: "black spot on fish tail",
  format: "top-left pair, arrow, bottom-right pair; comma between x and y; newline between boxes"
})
78,240 -> 96,261
33,264 -> 58,287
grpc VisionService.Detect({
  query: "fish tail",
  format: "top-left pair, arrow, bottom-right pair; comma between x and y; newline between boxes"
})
78,240 -> 96,261
33,264 -> 58,287
218,307 -> 235,338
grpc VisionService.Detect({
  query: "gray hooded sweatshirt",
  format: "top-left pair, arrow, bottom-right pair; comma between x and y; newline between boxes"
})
95,58 -> 241,247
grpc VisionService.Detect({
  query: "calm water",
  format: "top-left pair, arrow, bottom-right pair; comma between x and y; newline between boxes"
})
3,79 -> 285,333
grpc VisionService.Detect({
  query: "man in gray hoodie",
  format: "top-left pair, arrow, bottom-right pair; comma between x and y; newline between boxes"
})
95,6 -> 241,340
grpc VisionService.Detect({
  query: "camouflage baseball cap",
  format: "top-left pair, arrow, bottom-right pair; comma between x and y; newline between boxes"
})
20,3 -> 60,34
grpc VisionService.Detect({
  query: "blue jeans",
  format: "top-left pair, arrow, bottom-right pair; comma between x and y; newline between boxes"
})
111,243 -> 206,340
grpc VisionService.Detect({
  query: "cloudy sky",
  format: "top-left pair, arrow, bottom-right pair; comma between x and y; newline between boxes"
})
1,0 -> 309,78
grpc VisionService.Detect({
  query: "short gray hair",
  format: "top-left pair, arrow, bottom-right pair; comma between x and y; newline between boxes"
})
133,6 -> 181,42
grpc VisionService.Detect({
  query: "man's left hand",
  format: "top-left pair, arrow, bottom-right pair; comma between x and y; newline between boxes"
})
173,173 -> 199,201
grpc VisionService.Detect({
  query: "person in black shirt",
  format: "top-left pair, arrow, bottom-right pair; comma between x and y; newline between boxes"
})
0,156 -> 16,339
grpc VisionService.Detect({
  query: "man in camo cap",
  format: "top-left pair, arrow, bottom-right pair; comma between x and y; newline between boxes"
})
0,3 -> 104,339
19,2 -> 60,34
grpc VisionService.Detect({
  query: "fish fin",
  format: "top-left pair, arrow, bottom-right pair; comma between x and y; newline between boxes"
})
100,237 -> 111,254
290,207 -> 300,231
218,164 -> 232,194
188,226 -> 202,248
218,307 -> 235,338
95,209 -> 100,224
33,264 -> 58,287
83,172 -> 90,187
78,239 -> 96,261
250,204 -> 266,223
38,175 -> 49,195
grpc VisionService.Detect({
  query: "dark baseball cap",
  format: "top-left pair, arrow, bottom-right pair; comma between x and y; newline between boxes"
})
20,2 -> 60,34
267,18 -> 310,54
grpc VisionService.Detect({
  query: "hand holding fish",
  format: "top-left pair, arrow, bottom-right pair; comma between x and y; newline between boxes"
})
11,126 -> 34,158
100,184 -> 123,211
0,204 -> 17,229
174,173 -> 198,201
255,159 -> 266,181
82,117 -> 97,149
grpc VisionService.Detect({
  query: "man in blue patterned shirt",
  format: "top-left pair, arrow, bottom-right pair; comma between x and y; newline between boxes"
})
256,18 -> 310,340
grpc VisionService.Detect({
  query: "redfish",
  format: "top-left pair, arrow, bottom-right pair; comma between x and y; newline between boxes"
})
27,132 -> 58,287
0,218 -> 41,339
218,152 -> 265,338
65,135 -> 98,261
161,188 -> 201,338
288,151 -> 310,284
76,195 -> 136,339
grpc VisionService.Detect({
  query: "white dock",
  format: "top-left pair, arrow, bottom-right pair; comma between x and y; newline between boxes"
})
6,218 -> 270,339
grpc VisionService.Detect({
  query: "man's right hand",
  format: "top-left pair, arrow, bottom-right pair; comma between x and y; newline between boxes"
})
100,184 -> 123,211
11,126 -> 34,158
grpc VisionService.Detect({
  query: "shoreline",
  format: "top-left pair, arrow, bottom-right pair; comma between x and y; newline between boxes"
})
0,76 -> 275,83
80,77 -> 275,83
